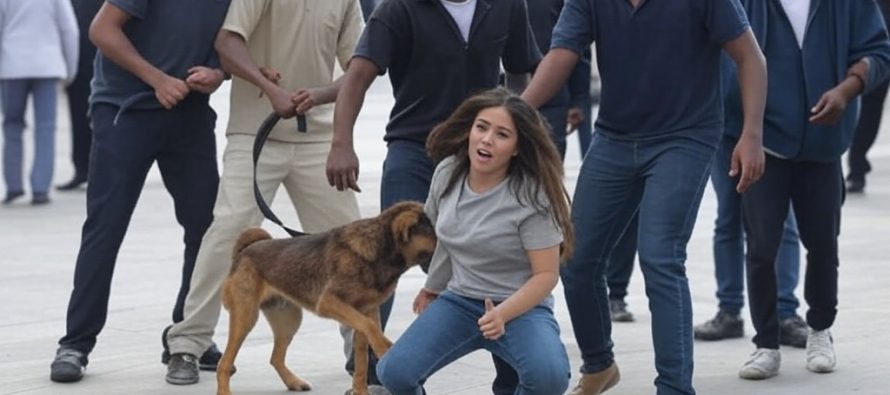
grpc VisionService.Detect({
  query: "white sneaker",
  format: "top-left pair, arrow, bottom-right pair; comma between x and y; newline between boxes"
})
806,328 -> 837,373
738,348 -> 781,380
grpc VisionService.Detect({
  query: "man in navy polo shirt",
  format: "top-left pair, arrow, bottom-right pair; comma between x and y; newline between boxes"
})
49,0 -> 229,383
327,0 -> 540,390
522,0 -> 767,394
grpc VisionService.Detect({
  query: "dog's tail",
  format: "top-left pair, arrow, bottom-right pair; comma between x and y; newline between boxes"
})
233,228 -> 272,259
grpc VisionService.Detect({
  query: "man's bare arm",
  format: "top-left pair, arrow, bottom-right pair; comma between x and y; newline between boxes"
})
327,57 -> 379,192
723,28 -> 767,193
215,29 -> 297,117
90,2 -> 187,108
520,48 -> 580,108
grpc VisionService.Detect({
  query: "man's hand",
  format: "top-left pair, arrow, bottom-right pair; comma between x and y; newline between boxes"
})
566,106 -> 584,134
292,88 -> 318,115
259,66 -> 281,84
265,85 -> 299,118
152,74 -> 189,109
412,289 -> 438,315
325,143 -> 361,192
185,66 -> 225,94
478,299 -> 506,341
730,131 -> 765,193
809,87 -> 852,125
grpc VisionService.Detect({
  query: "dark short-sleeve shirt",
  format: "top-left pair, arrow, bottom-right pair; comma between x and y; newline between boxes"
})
90,0 -> 230,109
354,0 -> 541,143
551,0 -> 749,140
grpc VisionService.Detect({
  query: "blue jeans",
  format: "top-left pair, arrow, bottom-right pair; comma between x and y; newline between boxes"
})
711,136 -> 800,318
576,100 -> 593,158
346,139 -> 435,383
1,78 -> 58,195
606,211 -> 638,301
377,292 -> 570,395
562,131 -> 717,395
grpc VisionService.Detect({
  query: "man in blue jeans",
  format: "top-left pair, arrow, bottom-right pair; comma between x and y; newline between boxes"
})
522,0 -> 767,394
694,134 -> 808,348
328,0 -> 540,390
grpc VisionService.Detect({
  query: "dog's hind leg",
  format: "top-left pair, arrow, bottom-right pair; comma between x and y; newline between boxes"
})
261,298 -> 311,391
217,266 -> 263,395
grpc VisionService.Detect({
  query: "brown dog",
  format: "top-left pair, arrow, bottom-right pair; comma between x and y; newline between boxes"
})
216,201 -> 436,395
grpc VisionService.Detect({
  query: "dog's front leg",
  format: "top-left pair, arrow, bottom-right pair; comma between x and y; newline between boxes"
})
316,295 -> 392,358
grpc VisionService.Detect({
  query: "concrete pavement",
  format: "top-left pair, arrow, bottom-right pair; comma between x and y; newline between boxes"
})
1,79 -> 889,394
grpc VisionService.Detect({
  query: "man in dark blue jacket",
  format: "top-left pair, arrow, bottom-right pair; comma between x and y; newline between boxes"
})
723,0 -> 890,380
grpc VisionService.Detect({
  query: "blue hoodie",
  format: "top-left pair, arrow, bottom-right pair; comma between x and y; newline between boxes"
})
723,0 -> 890,162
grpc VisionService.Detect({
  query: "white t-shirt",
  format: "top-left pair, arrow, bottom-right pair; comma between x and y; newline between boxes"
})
440,0 -> 477,42
779,0 -> 811,47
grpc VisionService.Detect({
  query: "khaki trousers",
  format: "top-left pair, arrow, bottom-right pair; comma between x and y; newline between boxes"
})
166,134 -> 360,356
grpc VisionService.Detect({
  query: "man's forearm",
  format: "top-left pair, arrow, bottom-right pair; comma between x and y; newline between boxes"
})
312,75 -> 345,106
90,21 -> 165,88
737,52 -> 767,139
521,48 -> 580,108
215,30 -> 278,93
332,60 -> 377,147
845,58 -> 870,96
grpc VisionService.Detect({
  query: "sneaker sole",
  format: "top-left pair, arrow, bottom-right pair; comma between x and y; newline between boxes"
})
165,375 -> 199,385
738,369 -> 778,380
694,330 -> 744,341
806,363 -> 836,374
50,372 -> 84,383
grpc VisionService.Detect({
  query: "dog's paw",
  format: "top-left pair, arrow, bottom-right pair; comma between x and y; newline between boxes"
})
285,377 -> 312,391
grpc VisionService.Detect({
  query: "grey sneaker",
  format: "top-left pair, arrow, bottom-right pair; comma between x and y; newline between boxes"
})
806,328 -> 836,373
779,315 -> 808,348
609,299 -> 635,322
50,347 -> 87,383
345,384 -> 392,395
165,353 -> 199,385
694,311 -> 744,341
161,324 -> 223,372
738,348 -> 781,380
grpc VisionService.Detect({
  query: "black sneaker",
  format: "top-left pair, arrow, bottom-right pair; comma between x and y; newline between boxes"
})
161,324 -> 223,372
609,299 -> 635,322
779,315 -> 808,348
694,311 -> 744,341
166,353 -> 199,385
50,347 -> 87,383
199,343 -> 222,371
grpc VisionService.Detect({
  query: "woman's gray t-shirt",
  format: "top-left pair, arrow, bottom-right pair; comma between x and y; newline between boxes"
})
424,156 -> 563,305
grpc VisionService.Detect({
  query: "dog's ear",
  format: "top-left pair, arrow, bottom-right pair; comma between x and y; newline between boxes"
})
391,209 -> 418,245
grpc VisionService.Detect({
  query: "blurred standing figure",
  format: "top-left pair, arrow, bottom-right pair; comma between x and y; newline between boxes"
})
56,0 -> 103,192
846,0 -> 890,193
0,0 -> 78,205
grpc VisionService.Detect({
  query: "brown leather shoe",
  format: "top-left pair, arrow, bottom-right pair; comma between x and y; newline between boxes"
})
568,363 -> 620,395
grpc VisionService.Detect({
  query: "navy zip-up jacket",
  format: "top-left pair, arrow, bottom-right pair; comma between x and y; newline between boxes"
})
723,0 -> 890,162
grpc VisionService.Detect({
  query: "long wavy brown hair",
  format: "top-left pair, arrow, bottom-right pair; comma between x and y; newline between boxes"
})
426,88 -> 574,261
